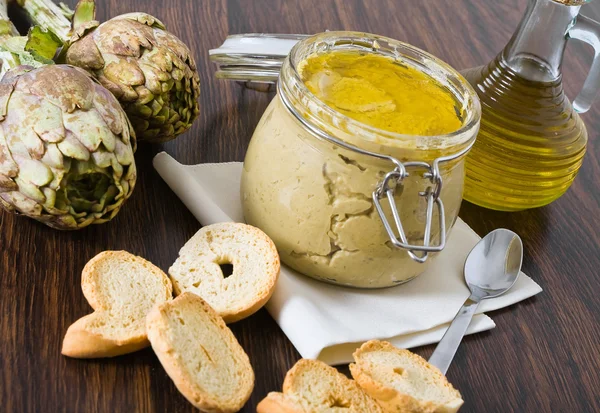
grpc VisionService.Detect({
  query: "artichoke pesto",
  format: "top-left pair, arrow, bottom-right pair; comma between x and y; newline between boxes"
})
0,65 -> 137,229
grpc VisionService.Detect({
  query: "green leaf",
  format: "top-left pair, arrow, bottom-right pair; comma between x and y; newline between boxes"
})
0,20 -> 15,38
25,26 -> 63,60
58,2 -> 75,20
0,33 -> 54,75
0,51 -> 21,78
17,50 -> 53,67
72,0 -> 96,32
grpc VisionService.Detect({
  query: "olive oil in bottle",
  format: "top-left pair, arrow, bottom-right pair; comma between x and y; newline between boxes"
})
462,0 -> 599,211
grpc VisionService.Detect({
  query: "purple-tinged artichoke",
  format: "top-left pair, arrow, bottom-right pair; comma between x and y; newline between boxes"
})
67,13 -> 200,143
0,64 -> 137,229
18,0 -> 200,143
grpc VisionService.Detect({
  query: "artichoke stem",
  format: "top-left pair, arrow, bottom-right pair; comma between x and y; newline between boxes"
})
0,0 -> 20,75
0,0 -> 18,41
19,0 -> 72,42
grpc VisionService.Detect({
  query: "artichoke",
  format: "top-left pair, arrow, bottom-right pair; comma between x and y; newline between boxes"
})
67,13 -> 200,143
18,0 -> 201,143
0,64 -> 137,229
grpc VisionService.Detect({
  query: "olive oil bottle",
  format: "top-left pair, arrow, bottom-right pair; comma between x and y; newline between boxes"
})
462,0 -> 600,211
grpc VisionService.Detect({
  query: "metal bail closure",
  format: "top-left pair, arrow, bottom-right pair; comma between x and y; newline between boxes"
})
373,160 -> 446,264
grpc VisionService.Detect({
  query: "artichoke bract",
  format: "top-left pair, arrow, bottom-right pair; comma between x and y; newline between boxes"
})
65,13 -> 200,143
0,65 -> 137,229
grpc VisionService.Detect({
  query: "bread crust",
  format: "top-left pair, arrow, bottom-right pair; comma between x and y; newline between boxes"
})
169,222 -> 280,323
61,315 -> 149,358
350,340 -> 464,413
61,251 -> 173,358
256,392 -> 306,413
146,292 -> 254,413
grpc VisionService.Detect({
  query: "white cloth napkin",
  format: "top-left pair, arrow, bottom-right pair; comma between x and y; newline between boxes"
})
153,152 -> 542,365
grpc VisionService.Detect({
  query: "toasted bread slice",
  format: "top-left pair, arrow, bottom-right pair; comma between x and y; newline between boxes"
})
61,251 -> 172,358
257,359 -> 383,413
168,222 -> 280,323
146,292 -> 254,413
350,340 -> 464,413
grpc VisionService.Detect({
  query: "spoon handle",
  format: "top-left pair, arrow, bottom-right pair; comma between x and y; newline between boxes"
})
428,296 -> 480,375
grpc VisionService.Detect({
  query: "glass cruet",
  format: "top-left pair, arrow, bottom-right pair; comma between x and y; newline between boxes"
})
462,0 -> 600,211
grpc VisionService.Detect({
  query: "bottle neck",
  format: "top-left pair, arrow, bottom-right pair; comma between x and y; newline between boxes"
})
503,0 -> 581,82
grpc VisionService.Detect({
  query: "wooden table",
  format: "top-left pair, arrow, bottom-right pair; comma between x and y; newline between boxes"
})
2,0 -> 600,411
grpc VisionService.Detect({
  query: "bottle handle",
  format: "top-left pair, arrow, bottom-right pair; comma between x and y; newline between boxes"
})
568,14 -> 600,113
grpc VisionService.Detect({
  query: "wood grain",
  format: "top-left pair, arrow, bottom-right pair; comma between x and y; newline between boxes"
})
1,0 -> 600,412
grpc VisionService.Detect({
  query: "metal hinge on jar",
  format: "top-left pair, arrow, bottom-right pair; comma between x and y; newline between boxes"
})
209,34 -> 307,84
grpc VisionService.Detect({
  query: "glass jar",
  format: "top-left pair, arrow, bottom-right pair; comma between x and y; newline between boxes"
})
241,32 -> 481,288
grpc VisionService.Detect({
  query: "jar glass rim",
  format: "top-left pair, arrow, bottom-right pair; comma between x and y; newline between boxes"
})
280,31 -> 481,151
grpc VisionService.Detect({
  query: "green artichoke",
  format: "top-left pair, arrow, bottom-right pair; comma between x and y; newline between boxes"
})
66,13 -> 200,143
18,0 -> 201,143
0,64 -> 137,229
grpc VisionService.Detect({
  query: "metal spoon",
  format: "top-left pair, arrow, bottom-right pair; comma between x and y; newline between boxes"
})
428,228 -> 523,374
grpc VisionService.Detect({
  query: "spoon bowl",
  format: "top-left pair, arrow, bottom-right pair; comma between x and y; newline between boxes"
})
465,229 -> 523,299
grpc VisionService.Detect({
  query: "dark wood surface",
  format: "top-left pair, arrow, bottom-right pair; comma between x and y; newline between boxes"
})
1,0 -> 600,412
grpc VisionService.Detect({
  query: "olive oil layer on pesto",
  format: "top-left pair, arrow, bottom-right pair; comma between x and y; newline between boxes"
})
299,51 -> 462,136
